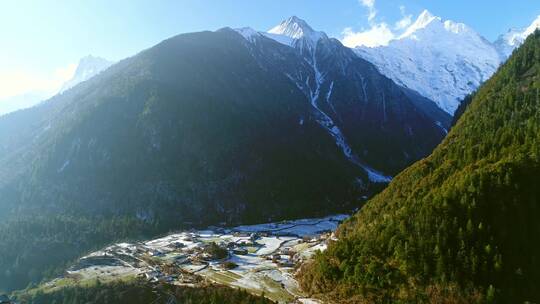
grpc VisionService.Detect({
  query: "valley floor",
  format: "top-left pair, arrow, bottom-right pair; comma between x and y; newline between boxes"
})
30,215 -> 347,303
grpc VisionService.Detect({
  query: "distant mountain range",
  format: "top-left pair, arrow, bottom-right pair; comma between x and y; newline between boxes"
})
495,15 -> 540,59
0,91 -> 49,117
60,55 -> 113,92
2,13 -> 538,119
0,55 -> 112,117
354,10 -> 540,115
235,11 -> 540,116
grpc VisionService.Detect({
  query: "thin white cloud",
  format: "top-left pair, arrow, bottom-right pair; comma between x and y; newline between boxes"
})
0,63 -> 77,100
359,0 -> 377,22
342,0 -> 394,48
341,3 -> 418,48
342,23 -> 395,48
360,0 -> 375,6
394,6 -> 412,30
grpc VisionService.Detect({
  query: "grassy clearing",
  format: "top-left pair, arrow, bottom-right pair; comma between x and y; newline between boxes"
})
15,272 -> 139,299
259,276 -> 296,303
222,271 -> 242,280
246,246 -> 260,253
204,269 -> 238,285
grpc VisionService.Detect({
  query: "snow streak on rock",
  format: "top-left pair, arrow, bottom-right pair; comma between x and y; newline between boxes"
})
289,39 -> 391,183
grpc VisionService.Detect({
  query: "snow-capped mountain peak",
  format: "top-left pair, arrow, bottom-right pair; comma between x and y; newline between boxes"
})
524,15 -> 540,37
234,27 -> 261,42
265,16 -> 326,46
416,9 -> 437,24
354,10 -> 500,115
60,55 -> 113,93
501,28 -> 526,47
400,9 -> 439,38
495,15 -> 540,59
237,13 -> 537,117
268,16 -> 315,39
400,10 -> 476,41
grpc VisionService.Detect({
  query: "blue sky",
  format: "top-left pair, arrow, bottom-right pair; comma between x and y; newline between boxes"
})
1,0 -> 539,101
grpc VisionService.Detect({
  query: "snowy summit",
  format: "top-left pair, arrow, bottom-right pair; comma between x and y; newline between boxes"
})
234,27 -> 261,42
264,16 -> 326,46
237,12 -> 540,117
268,16 -> 315,39
354,10 -> 501,115
494,15 -> 540,59
60,55 -> 113,93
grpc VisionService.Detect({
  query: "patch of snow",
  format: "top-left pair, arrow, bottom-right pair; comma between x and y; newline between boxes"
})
233,214 -> 347,237
256,237 -> 289,256
234,27 -> 261,43
362,165 -> 393,183
298,299 -> 324,304
58,159 -> 70,172
436,121 -> 448,134
325,81 -> 334,102
262,32 -> 295,46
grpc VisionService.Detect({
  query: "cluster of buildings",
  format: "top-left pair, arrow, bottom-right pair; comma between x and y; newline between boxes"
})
62,224 -> 337,297
140,266 -> 196,284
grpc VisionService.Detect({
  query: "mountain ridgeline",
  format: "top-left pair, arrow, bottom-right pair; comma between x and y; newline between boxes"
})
299,30 -> 540,303
353,11 -> 540,116
0,18 -> 449,292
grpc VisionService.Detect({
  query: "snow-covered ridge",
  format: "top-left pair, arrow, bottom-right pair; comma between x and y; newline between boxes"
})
235,27 -> 262,42
354,10 -> 501,115
60,55 -> 113,93
233,13 -> 540,116
268,16 -> 316,39
354,11 -> 540,115
400,10 -> 469,39
264,16 -> 326,47
0,55 -> 113,117
399,9 -> 438,39
494,15 -> 540,59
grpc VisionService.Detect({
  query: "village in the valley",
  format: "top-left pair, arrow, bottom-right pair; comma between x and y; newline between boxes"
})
41,215 -> 348,303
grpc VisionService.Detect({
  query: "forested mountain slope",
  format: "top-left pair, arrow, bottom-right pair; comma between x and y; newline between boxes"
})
0,26 -> 448,292
299,30 -> 540,303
